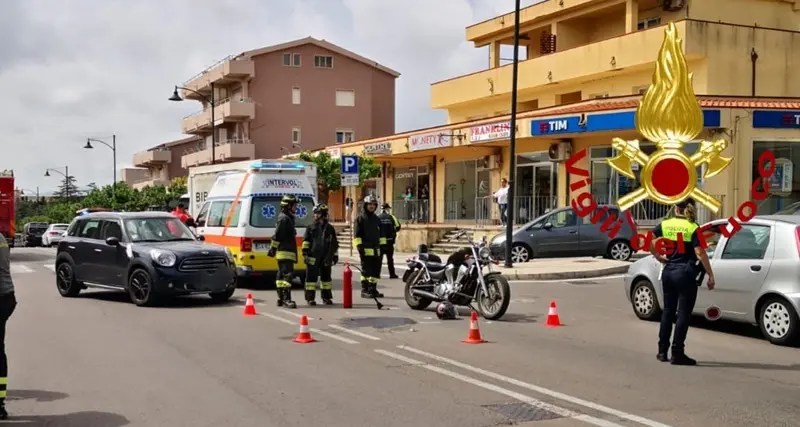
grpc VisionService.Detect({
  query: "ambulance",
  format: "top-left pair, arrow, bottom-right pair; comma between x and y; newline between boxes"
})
194,160 -> 317,280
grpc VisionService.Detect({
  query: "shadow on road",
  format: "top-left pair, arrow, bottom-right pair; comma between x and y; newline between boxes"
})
690,317 -> 766,340
500,312 -> 541,323
7,389 -> 68,402
77,291 -> 246,309
698,361 -> 800,371
8,411 -> 129,426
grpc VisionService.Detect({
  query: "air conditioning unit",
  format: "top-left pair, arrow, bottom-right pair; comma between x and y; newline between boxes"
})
548,140 -> 573,161
662,0 -> 685,11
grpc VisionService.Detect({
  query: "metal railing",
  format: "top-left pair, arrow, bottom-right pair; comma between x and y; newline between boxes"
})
182,54 -> 236,85
182,97 -> 253,120
475,196 -> 557,227
591,194 -> 726,227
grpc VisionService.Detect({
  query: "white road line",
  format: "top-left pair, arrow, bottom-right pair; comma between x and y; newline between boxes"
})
326,324 -> 381,340
43,264 -> 55,272
260,312 -> 360,345
397,346 -> 672,427
10,265 -> 33,274
374,350 -> 623,427
509,274 -> 625,284
278,309 -> 303,318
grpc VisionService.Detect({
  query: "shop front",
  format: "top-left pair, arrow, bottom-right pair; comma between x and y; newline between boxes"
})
514,151 -> 557,223
750,110 -> 800,214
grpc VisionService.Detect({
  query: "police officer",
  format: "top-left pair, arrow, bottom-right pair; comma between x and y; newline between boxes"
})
268,194 -> 299,309
651,199 -> 715,366
0,233 -> 17,419
302,204 -> 339,305
354,195 -> 383,298
378,203 -> 401,279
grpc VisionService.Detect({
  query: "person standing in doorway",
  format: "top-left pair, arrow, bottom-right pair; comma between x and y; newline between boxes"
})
0,233 -> 17,419
418,183 -> 429,223
403,187 -> 415,223
378,203 -> 402,279
494,178 -> 509,226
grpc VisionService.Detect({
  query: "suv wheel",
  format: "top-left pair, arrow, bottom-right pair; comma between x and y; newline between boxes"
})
128,268 -> 158,307
209,288 -> 236,303
56,262 -> 81,297
759,296 -> 799,346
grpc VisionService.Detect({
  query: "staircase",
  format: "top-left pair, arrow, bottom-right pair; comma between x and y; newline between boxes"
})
336,225 -> 353,249
429,229 -> 473,253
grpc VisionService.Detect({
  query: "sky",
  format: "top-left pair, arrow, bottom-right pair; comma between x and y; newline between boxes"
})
1,0 -> 543,195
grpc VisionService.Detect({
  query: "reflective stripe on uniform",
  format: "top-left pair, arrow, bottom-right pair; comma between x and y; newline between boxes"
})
276,251 -> 297,261
301,241 -> 310,249
379,237 -> 388,245
353,237 -> 363,246
275,280 -> 291,288
0,376 -> 7,399
661,218 -> 698,242
363,248 -> 375,256
305,282 -> 317,290
320,281 -> 332,290
270,240 -> 280,248
306,257 -> 316,265
368,277 -> 378,284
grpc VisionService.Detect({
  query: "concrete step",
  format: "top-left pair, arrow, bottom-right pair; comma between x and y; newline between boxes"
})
430,242 -> 469,252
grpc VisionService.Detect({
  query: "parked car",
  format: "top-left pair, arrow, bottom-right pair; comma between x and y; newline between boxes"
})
23,222 -> 49,247
489,205 -> 636,263
624,215 -> 800,346
54,211 -> 236,306
42,223 -> 69,247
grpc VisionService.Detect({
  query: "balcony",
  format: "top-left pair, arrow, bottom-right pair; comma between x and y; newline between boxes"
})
132,149 -> 171,167
181,139 -> 255,168
182,56 -> 255,100
131,177 -> 171,191
431,21 -> 699,110
181,98 -> 256,134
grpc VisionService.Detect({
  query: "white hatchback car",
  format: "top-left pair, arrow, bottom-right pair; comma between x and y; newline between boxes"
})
42,223 -> 69,247
624,216 -> 800,346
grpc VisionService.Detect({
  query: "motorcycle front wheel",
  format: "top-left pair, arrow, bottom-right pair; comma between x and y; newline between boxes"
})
475,274 -> 511,320
404,274 -> 433,311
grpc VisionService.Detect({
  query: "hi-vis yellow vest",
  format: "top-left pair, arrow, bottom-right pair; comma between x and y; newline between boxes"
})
660,217 -> 698,242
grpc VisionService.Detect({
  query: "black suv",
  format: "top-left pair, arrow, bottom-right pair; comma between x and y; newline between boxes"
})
55,212 -> 236,306
23,222 -> 49,247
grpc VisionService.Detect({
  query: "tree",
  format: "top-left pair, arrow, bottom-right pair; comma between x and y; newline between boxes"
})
298,151 -> 381,203
55,175 -> 78,198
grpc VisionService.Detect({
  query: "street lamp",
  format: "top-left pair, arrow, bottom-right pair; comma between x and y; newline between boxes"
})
169,84 -> 216,164
504,0 -> 522,268
84,135 -> 117,204
44,167 -> 70,199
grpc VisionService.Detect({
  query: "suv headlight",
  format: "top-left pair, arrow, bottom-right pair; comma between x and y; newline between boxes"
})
150,249 -> 177,267
224,247 -> 235,263
479,247 -> 491,259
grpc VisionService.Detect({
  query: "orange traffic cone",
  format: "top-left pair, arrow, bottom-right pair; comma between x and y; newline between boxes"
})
243,293 -> 257,316
546,301 -> 562,327
293,315 -> 316,343
462,311 -> 487,344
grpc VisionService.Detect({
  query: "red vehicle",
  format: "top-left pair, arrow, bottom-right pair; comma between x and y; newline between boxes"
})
0,170 -> 14,247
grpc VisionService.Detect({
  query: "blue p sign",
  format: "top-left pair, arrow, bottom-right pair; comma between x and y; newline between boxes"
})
341,155 -> 359,175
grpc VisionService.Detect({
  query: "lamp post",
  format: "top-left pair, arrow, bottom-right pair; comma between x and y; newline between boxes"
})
44,167 -> 70,199
84,135 -> 117,204
504,0 -> 522,268
169,84 -> 216,164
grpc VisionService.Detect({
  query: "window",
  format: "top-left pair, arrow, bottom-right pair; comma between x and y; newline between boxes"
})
721,225 -> 771,260
292,87 -> 301,105
292,127 -> 301,144
77,219 -> 101,239
100,220 -> 124,241
314,55 -> 333,68
335,90 -> 355,107
207,201 -> 241,227
249,196 -> 315,229
546,210 -> 577,228
123,218 -> 194,242
638,17 -> 662,30
336,130 -> 355,144
282,53 -> 301,67
195,202 -> 209,227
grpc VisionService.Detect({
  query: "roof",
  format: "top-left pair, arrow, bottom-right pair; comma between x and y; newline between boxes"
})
82,211 -> 174,219
238,37 -> 400,78
753,215 -> 800,225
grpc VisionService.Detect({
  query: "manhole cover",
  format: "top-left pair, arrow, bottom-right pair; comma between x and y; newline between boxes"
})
483,402 -> 563,422
340,317 -> 417,329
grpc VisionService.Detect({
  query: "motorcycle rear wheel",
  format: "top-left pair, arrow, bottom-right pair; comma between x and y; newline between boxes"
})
476,275 -> 511,320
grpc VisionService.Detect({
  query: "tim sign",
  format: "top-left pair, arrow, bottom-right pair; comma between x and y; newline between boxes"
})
470,122 -> 512,143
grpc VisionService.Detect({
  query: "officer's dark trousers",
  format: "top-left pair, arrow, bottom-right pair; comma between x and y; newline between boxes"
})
0,293 -> 17,405
359,248 -> 381,293
380,244 -> 396,277
659,265 -> 698,355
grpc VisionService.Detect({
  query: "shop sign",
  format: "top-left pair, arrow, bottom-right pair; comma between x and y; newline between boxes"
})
530,110 -> 721,136
752,110 -> 800,129
326,147 -> 341,158
364,141 -> 392,155
470,122 -> 512,142
408,132 -> 452,151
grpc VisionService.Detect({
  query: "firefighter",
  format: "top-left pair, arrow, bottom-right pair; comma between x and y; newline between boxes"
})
354,195 -> 383,298
267,194 -> 300,309
0,233 -> 16,419
302,203 -> 339,305
378,203 -> 401,279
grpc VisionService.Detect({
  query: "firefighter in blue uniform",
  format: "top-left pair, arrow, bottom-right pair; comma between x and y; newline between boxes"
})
354,195 -> 384,298
267,194 -> 299,309
302,204 -> 339,305
378,203 -> 401,279
651,199 -> 715,365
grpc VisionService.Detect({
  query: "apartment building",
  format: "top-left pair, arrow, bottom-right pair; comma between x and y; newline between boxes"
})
124,135 -> 200,189
130,36 -> 399,171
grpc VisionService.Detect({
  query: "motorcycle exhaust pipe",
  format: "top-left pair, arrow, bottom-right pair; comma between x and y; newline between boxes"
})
411,289 -> 444,302
704,305 -> 721,321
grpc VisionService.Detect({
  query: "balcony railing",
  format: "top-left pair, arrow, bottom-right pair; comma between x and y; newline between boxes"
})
182,56 -> 255,98
181,98 -> 255,134
180,138 -> 255,168
132,149 -> 171,167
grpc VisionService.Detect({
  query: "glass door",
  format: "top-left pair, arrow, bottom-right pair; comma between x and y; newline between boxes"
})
525,163 -> 555,222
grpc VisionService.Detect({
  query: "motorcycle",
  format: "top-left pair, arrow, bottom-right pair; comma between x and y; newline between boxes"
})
403,231 -> 511,320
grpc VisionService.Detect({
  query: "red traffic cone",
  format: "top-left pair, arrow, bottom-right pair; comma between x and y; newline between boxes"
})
546,301 -> 562,327
293,315 -> 316,343
462,311 -> 486,344
243,293 -> 257,316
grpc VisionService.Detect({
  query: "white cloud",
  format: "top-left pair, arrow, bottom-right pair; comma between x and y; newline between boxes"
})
1,0 -> 538,193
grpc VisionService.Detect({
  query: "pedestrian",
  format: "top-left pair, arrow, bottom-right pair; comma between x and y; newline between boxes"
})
354,195 -> 384,298
651,199 -> 715,366
378,203 -> 401,279
0,233 -> 17,419
403,187 -> 414,223
419,183 -> 429,222
494,178 -> 509,226
301,204 -> 339,305
267,195 -> 300,309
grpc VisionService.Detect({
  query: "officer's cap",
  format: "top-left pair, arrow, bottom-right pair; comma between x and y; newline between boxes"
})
676,197 -> 696,209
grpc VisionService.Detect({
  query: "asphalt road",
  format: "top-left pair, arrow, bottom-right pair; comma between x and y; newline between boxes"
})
6,248 -> 800,427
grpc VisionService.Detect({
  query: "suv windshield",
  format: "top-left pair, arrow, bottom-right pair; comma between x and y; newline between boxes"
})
249,196 -> 314,228
123,217 -> 195,242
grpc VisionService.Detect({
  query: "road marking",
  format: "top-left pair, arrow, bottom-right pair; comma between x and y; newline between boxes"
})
278,308 -> 303,318
10,265 -> 33,274
509,274 -> 625,284
43,264 -> 55,272
375,349 -> 623,427
260,312 -> 360,345
397,346 -> 672,427
326,324 -> 381,340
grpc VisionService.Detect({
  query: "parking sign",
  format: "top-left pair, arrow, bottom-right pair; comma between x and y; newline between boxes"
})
341,155 -> 359,175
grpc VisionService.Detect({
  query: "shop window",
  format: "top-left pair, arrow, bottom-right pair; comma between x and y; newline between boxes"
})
752,141 -> 797,214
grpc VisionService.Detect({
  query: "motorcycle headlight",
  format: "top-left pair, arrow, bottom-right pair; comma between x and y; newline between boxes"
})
150,249 -> 177,267
224,247 -> 235,263
479,247 -> 491,260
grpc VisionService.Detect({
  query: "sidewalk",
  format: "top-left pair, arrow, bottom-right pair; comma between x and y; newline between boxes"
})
337,249 -> 635,281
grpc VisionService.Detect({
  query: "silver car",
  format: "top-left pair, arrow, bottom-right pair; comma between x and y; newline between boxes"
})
624,215 -> 800,346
